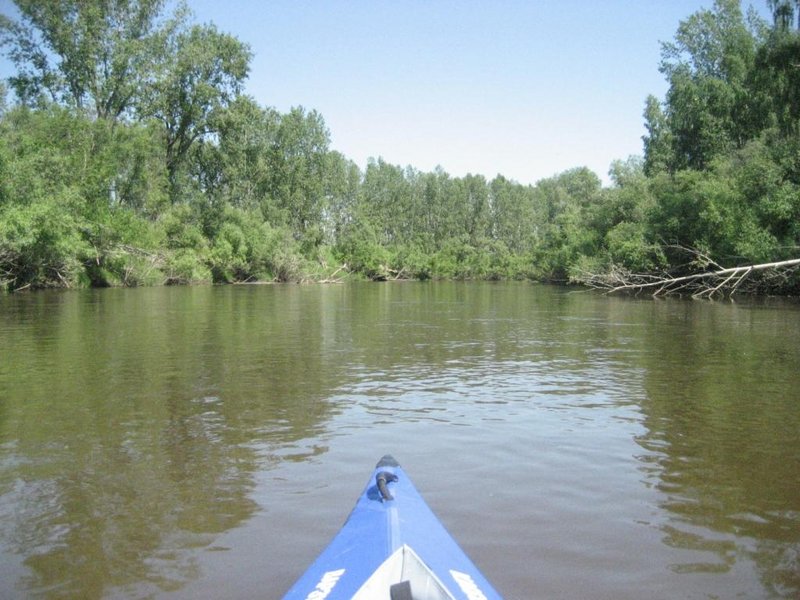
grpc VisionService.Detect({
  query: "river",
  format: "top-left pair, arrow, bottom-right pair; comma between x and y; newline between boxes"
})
0,282 -> 798,599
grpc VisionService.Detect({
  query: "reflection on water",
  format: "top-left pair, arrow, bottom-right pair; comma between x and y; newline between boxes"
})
0,283 -> 798,599
635,300 -> 800,596
0,286 -> 335,597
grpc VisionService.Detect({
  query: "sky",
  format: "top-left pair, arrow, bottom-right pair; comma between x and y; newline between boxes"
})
0,0 -> 772,186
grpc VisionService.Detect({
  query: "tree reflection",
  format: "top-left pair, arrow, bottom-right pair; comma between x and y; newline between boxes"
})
0,392 -> 260,598
0,286 -> 344,598
635,299 -> 800,596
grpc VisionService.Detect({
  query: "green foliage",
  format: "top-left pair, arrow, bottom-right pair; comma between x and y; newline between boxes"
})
1,0 -> 799,294
142,22 -> 251,196
0,194 -> 89,290
157,203 -> 209,284
391,244 -> 432,280
751,28 -> 800,136
632,0 -> 800,288
429,237 -> 473,279
267,107 -> 331,238
0,105 -> 169,289
162,249 -> 210,285
208,207 -> 291,283
604,222 -> 665,272
528,168 -> 604,280
645,0 -> 759,172
0,0 -> 174,118
197,95 -> 281,212
81,207 -> 164,287
725,138 -> 800,261
489,175 -> 538,254
335,220 -> 389,280
0,0 -> 251,203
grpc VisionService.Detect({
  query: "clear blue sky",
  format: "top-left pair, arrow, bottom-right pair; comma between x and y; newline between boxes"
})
0,0 -> 770,185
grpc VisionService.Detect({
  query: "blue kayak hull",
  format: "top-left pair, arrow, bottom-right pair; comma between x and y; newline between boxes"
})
282,455 -> 503,599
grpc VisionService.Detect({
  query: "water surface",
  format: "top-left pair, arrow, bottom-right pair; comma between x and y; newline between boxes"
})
1,282 -> 798,598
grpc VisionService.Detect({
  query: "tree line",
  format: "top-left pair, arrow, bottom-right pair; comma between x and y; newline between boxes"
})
0,0 -> 798,293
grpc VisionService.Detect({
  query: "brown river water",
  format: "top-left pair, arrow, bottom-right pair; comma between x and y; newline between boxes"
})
0,282 -> 798,599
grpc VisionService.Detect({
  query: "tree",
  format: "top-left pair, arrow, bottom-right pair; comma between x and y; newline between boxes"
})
749,1 -> 800,138
767,0 -> 800,30
194,95 -> 281,212
0,81 -> 7,117
530,168 -> 603,280
264,107 -> 332,247
642,95 -> 673,175
489,176 -> 537,254
140,23 -> 250,198
645,0 -> 758,171
0,0 -> 178,121
420,166 -> 457,247
452,173 -> 490,245
359,158 -> 417,248
0,106 -> 167,289
1,1 -> 251,202
322,150 -> 362,246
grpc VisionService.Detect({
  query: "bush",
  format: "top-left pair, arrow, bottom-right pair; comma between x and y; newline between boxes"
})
335,222 -> 389,280
0,195 -> 89,290
391,244 -> 432,279
605,222 -> 665,272
164,249 -> 212,285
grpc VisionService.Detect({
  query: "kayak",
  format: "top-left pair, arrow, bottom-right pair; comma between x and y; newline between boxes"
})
282,455 -> 502,600
282,455 -> 503,600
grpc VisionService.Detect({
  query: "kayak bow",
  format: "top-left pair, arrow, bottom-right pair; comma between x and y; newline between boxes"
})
282,455 -> 502,600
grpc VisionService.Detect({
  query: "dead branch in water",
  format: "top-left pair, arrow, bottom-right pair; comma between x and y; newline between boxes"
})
316,263 -> 350,284
581,258 -> 800,299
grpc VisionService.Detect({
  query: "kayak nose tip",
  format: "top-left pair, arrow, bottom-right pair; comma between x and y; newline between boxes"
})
376,455 -> 400,468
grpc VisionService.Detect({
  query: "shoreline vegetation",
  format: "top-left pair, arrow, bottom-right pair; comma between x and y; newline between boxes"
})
1,0 -> 799,296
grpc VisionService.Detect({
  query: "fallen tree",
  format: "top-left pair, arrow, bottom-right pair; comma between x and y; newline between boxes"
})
578,257 -> 800,299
